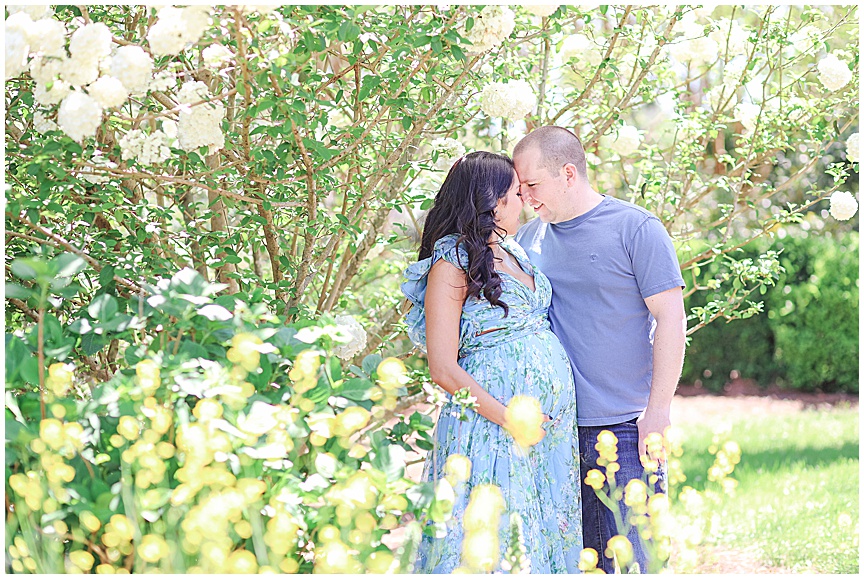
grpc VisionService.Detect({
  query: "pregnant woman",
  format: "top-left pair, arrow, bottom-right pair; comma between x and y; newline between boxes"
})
402,151 -> 582,573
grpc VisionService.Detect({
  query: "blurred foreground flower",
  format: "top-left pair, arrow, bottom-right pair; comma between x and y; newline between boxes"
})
332,314 -> 367,360
503,394 -> 545,448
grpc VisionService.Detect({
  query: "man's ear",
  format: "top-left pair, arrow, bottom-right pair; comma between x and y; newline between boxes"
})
563,163 -> 580,187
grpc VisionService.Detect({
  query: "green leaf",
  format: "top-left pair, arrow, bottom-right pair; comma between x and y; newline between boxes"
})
11,258 -> 48,281
340,378 -> 373,401
51,253 -> 88,278
362,354 -> 383,377
99,266 -> 116,289
5,282 -> 32,300
370,442 -> 406,482
88,294 -> 119,322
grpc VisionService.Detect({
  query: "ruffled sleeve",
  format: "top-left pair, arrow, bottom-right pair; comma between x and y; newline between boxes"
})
400,234 -> 469,352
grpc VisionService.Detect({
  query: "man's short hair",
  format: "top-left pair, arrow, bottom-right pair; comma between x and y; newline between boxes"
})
513,125 -> 588,179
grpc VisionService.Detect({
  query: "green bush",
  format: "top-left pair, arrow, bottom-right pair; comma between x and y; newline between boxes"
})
682,232 -> 859,393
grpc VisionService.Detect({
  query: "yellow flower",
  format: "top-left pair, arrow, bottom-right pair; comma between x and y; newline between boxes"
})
193,399 -> 223,421
47,363 -> 75,397
95,564 -> 117,574
647,493 -> 670,517
461,529 -> 499,572
578,548 -> 599,571
40,418 -> 66,450
333,406 -> 370,437
227,333 -> 264,372
138,535 -> 169,563
289,350 -> 322,393
624,479 -> 648,507
444,454 -> 472,483
503,395 -> 545,448
237,478 -> 266,503
279,558 -> 300,573
644,432 -> 665,460
106,515 -> 134,542
136,359 -> 161,395
70,550 -> 95,570
365,550 -> 395,573
226,549 -> 258,573
233,520 -> 253,539
585,469 -> 606,491
605,535 -> 633,568
595,430 -> 618,462
463,484 -> 505,531
376,357 -> 408,391
117,416 -> 141,441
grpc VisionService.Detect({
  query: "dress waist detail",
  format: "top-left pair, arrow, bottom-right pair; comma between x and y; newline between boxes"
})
458,316 -> 551,358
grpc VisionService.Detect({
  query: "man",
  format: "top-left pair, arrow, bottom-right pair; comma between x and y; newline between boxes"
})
513,126 -> 686,573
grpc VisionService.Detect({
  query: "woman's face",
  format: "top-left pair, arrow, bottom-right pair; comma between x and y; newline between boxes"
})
494,171 -> 524,236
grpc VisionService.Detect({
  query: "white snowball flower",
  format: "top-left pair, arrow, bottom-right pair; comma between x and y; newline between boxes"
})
734,102 -> 761,133
5,27 -> 30,80
463,5 -> 516,53
32,111 -> 58,133
69,22 -> 113,61
57,91 -> 103,142
119,129 -> 173,165
829,191 -> 858,221
33,79 -> 71,105
526,5 -> 558,17
147,6 -> 212,56
149,70 -> 175,92
478,80 -> 536,119
846,133 -> 859,164
817,53 -> 852,92
87,76 -> 128,109
202,43 -> 234,67
6,5 -> 52,20
669,36 -> 719,68
709,18 -> 750,57
722,58 -> 747,87
430,137 -> 466,170
61,54 -> 100,87
177,81 -> 225,153
787,25 -> 821,54
110,45 -> 154,94
29,18 -> 67,57
703,86 -> 737,112
241,5 -> 279,15
610,124 -> 642,156
559,34 -> 602,68
332,315 -> 368,361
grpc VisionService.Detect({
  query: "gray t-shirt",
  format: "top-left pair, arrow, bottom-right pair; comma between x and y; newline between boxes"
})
516,195 -> 685,426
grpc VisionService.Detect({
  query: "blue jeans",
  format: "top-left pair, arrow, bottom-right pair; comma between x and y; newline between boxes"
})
579,419 -> 666,574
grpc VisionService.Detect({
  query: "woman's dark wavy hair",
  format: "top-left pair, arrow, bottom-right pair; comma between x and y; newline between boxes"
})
419,150 -> 515,315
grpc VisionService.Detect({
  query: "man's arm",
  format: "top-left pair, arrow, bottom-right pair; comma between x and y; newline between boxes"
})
638,286 -> 687,457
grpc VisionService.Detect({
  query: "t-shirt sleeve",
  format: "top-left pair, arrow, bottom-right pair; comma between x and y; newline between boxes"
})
629,217 -> 685,300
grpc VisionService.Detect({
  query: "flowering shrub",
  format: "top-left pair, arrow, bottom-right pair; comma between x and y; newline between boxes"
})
4,263 -> 454,573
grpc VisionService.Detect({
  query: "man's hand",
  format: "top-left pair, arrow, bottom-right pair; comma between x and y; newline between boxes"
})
636,408 -> 671,458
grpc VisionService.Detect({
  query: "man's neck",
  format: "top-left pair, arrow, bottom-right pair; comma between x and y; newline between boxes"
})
556,187 -> 604,223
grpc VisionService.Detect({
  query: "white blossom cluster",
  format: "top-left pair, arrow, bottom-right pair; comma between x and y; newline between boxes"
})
332,315 -> 368,361
147,5 -> 212,57
202,43 -> 234,68
558,34 -> 602,68
5,11 -> 67,79
463,5 -> 516,53
478,80 -> 536,119
525,5 -> 558,18
177,81 -> 226,153
787,25 -> 822,54
430,137 -> 466,170
721,58 -> 748,87
87,76 -> 128,109
110,45 -> 154,94
703,86 -> 737,112
709,18 -> 750,57
829,191 -> 858,221
610,124 -> 642,157
57,92 -> 103,142
119,129 -> 173,165
734,102 -> 762,134
817,53 -> 853,92
668,35 -> 719,68
150,71 -> 176,92
7,5 -> 53,20
32,111 -> 58,133
846,133 -> 859,164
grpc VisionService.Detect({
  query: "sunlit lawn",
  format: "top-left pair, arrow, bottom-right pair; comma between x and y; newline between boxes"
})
674,406 -> 859,573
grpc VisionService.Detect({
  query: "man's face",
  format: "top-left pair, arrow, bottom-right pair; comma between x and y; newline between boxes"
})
513,146 -> 567,224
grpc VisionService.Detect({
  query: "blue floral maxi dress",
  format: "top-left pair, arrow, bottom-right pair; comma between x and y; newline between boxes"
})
402,234 -> 583,574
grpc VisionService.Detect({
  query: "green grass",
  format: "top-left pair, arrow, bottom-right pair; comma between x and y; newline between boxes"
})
673,407 -> 859,573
